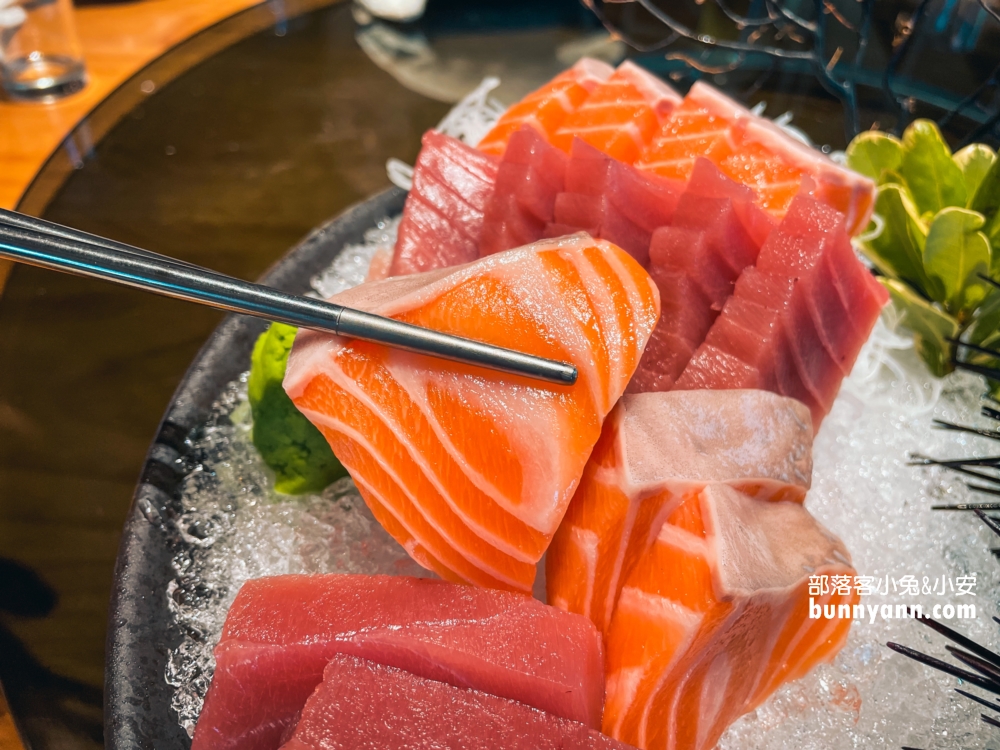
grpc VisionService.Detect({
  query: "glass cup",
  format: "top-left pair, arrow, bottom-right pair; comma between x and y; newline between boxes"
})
0,0 -> 87,101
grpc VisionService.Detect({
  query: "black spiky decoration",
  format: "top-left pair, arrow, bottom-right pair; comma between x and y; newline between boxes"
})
898,375 -> 1000,746
896,323 -> 1000,746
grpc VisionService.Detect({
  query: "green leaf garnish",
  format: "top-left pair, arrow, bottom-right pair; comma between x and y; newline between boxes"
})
954,144 -> 996,202
248,322 -> 348,494
900,120 -> 968,215
862,183 -> 928,289
881,278 -> 960,377
846,131 -> 904,182
971,151 -> 1000,217
922,207 -> 992,316
969,290 -> 1000,346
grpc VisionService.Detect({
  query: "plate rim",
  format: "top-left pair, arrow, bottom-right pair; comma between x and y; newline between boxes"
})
103,186 -> 407,750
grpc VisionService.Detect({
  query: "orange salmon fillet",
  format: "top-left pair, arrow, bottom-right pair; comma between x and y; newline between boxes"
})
633,82 -> 743,181
477,58 -> 614,157
284,234 -> 660,594
550,60 -> 682,163
636,82 -> 875,234
546,390 -> 813,635
604,483 -> 857,750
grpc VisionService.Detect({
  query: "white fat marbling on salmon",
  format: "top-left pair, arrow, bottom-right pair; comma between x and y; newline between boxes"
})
286,233 -> 658,591
606,587 -> 703,736
567,526 -> 600,620
297,358 -> 538,567
609,484 -> 856,750
616,60 -> 682,116
620,390 -> 813,495
385,354 -> 572,538
297,406 -> 528,590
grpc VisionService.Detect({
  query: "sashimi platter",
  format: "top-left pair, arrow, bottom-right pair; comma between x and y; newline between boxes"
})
120,58 -> 1000,750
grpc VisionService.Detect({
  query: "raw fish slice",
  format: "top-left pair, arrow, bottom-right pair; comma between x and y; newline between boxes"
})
603,484 -> 857,750
649,228 -> 731,309
479,126 -> 568,256
634,83 -> 740,181
554,191 -> 601,230
192,575 -> 606,750
548,139 -> 682,264
716,135 -> 805,217
477,58 -> 613,156
735,117 -> 875,235
625,271 -> 713,393
279,655 -> 633,750
683,158 -> 777,248
551,60 -> 682,162
630,174 -> 764,393
546,390 -> 812,636
636,82 -> 875,234
675,196 -> 887,426
391,131 -> 499,276
285,235 -> 660,592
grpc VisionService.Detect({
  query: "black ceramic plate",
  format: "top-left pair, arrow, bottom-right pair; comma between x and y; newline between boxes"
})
104,187 -> 406,750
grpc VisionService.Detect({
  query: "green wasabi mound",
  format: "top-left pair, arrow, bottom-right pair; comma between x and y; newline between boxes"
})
248,322 -> 347,494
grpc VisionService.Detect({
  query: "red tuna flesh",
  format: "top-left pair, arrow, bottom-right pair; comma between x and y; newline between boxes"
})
675,195 -> 888,427
545,138 -> 682,265
683,157 -> 776,247
391,131 -> 499,276
191,575 -> 605,750
279,655 -> 634,750
628,161 -> 764,393
478,125 -> 568,256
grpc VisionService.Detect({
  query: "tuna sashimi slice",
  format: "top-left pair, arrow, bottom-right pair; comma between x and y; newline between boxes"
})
548,138 -> 682,264
629,166 -> 764,393
279,655 -> 633,750
676,195 -> 888,427
675,270 -> 792,395
391,131 -> 500,276
625,270 -> 713,394
551,60 -> 682,163
284,234 -> 660,592
683,157 -> 777,247
546,390 -> 812,636
603,484 -> 857,750
479,126 -> 568,256
477,58 -> 614,156
192,575 -> 606,750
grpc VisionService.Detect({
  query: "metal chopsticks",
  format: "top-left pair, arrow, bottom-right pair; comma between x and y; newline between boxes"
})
0,209 -> 578,386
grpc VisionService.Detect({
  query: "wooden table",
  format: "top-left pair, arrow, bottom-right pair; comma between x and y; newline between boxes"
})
0,0 -> 282,297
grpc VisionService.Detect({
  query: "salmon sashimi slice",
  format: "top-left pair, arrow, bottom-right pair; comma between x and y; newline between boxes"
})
479,125 -> 568,257
636,82 -> 875,234
551,60 -> 682,163
546,138 -> 683,265
391,131 -> 500,276
477,58 -> 614,156
279,655 -> 634,750
634,82 -> 744,181
191,575 -> 606,750
675,195 -> 888,428
546,389 -> 812,637
284,235 -> 660,593
603,484 -> 857,750
734,117 -> 876,235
